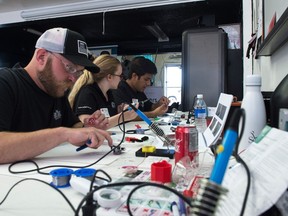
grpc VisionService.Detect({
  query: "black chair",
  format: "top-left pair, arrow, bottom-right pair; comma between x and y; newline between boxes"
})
270,74 -> 288,128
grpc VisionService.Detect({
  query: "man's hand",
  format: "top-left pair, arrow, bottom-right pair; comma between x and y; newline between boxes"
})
158,96 -> 170,106
152,104 -> 169,116
152,96 -> 170,111
67,127 -> 113,149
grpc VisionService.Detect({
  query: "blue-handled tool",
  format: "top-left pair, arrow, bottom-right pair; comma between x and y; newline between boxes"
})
129,104 -> 173,146
209,109 -> 243,185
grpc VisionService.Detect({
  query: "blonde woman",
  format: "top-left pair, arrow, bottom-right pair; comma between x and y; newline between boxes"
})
69,55 -> 137,129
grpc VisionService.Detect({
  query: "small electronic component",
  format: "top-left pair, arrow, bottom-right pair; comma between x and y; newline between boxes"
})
112,145 -> 125,155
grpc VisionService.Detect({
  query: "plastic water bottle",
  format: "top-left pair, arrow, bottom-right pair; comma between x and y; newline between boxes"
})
238,74 -> 266,153
194,94 -> 207,133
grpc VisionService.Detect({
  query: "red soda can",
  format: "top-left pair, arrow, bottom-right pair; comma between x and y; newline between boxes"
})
175,125 -> 198,164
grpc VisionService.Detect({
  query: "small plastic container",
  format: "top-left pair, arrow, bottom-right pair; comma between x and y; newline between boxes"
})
151,160 -> 172,183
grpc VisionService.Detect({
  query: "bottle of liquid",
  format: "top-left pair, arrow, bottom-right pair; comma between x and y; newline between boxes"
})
238,74 -> 266,153
194,94 -> 207,133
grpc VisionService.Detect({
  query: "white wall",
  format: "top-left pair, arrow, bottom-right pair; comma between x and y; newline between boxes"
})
242,0 -> 253,93
245,0 -> 288,92
255,42 -> 288,91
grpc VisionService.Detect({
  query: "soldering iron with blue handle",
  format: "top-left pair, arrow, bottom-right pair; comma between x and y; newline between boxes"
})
129,103 -> 173,146
191,109 -> 244,215
210,108 -> 243,185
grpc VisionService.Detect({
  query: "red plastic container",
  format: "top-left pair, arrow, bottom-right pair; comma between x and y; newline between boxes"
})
151,160 -> 172,183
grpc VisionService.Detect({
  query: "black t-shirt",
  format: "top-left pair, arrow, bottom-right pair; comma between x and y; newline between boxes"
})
112,80 -> 153,112
0,64 -> 80,132
73,83 -> 117,117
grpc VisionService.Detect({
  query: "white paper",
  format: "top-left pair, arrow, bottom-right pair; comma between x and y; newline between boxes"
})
218,127 -> 288,215
203,93 -> 233,147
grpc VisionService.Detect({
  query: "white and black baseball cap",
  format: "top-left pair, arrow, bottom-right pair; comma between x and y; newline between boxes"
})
35,27 -> 99,73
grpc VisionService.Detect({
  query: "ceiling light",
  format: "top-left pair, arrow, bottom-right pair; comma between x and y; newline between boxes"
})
145,22 -> 169,42
21,0 -> 204,21
24,28 -> 42,36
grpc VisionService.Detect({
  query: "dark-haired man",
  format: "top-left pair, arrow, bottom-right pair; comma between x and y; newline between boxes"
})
113,57 -> 169,118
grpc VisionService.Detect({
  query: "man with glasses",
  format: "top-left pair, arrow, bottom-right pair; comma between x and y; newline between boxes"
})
0,28 -> 112,164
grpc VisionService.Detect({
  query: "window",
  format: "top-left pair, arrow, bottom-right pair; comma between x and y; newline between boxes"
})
164,63 -> 182,105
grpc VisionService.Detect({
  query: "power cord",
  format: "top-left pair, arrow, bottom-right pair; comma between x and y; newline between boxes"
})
232,109 -> 251,216
0,178 -> 76,214
82,170 -> 113,216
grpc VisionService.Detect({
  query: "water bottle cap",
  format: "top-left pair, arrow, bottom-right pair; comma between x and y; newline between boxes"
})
197,94 -> 203,98
245,74 -> 261,86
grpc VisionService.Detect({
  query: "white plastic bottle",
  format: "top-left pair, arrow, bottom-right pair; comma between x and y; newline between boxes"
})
239,74 -> 266,153
194,94 -> 207,133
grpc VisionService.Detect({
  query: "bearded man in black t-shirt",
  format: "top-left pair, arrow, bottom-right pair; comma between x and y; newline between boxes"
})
0,28 -> 112,164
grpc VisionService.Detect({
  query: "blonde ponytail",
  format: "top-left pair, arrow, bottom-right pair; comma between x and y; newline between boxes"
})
68,70 -> 94,108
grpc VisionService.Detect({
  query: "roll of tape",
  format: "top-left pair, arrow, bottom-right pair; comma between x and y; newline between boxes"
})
74,168 -> 96,181
50,168 -> 74,188
96,189 -> 122,208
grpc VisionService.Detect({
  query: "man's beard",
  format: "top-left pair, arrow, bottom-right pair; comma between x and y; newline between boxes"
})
37,58 -> 72,98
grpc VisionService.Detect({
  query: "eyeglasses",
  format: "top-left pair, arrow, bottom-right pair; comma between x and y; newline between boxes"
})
50,52 -> 84,78
113,74 -> 125,79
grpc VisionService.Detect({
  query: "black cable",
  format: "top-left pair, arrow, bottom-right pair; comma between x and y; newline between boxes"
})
89,169 -> 112,192
235,154 -> 250,216
82,170 -> 113,216
0,178 -> 76,213
8,143 -> 123,175
232,109 -> 251,216
118,107 -> 127,134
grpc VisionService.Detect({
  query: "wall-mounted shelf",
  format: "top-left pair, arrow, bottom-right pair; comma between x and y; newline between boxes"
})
256,7 -> 288,57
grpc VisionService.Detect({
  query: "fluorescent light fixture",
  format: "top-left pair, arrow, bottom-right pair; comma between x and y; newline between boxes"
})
24,28 -> 42,36
21,0 -> 204,21
145,22 -> 169,42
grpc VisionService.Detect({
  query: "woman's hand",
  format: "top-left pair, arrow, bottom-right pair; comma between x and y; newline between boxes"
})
83,110 -> 109,130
